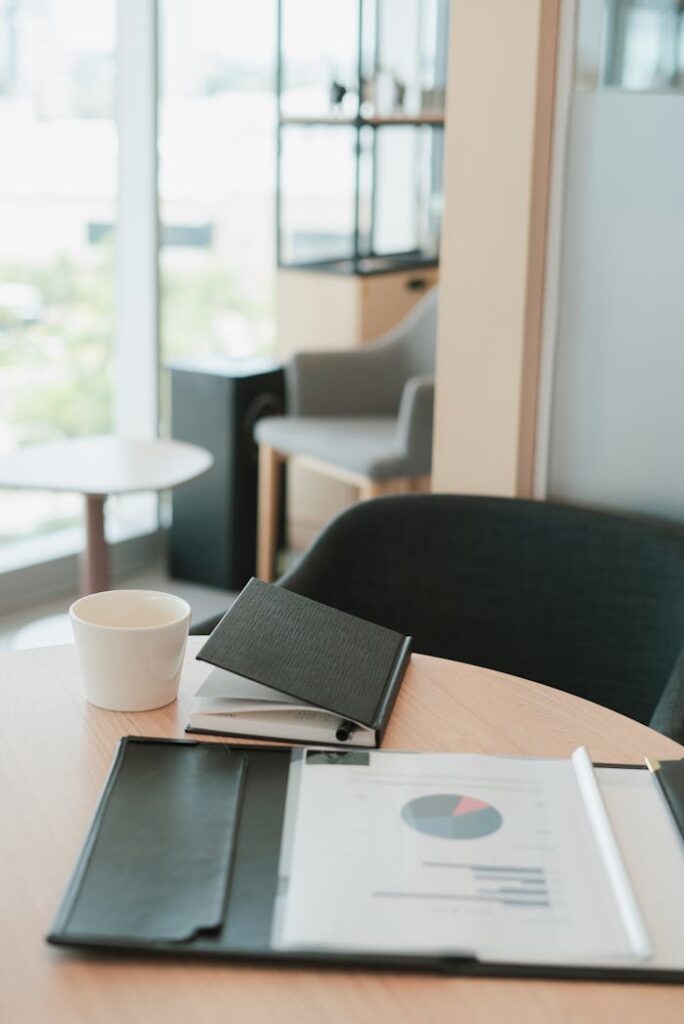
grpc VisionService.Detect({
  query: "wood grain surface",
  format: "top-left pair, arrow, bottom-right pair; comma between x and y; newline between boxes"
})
1,637 -> 682,1024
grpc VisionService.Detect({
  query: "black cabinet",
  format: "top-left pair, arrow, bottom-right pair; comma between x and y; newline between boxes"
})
169,358 -> 285,590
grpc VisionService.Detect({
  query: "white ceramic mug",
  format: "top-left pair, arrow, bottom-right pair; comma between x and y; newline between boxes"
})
69,590 -> 191,711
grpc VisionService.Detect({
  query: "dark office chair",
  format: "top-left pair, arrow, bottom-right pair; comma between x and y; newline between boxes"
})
193,495 -> 684,741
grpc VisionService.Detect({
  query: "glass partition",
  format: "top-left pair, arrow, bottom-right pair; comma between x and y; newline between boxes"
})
277,0 -> 447,273
603,0 -> 684,89
576,0 -> 684,90
279,124 -> 357,264
280,0 -> 358,119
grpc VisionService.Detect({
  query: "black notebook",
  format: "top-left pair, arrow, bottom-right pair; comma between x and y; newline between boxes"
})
188,578 -> 412,747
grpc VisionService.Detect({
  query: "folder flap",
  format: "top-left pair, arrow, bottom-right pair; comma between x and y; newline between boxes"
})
50,738 -> 246,944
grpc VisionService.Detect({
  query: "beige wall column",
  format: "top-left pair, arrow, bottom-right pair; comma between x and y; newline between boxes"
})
432,0 -> 560,496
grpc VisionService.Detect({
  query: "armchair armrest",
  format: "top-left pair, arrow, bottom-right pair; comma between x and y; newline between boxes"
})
395,375 -> 435,470
288,344 -> 406,417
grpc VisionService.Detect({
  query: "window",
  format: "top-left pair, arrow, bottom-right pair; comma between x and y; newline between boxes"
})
576,0 -> 684,90
0,0 -> 116,566
1,0 -> 278,578
605,0 -> 684,89
158,0 -> 276,404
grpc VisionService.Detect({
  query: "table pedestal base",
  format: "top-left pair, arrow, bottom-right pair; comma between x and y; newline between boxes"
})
80,494 -> 110,595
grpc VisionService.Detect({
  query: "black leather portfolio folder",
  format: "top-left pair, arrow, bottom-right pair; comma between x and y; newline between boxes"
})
48,736 -> 684,982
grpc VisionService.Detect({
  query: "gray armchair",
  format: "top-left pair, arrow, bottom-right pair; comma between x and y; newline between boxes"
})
254,287 -> 438,579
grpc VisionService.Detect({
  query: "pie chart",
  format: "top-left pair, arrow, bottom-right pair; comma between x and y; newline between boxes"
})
401,794 -> 503,839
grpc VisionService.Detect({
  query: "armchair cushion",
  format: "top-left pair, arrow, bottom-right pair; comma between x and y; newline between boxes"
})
255,410 -> 431,481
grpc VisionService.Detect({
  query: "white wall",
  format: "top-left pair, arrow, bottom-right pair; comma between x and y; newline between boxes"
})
548,91 -> 684,520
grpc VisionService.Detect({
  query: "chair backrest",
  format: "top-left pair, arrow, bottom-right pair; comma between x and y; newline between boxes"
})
373,286 -> 438,379
279,494 -> 684,739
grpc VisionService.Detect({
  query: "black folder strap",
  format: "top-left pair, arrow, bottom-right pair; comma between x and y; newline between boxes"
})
48,737 -> 684,982
50,737 -> 292,956
51,738 -> 248,944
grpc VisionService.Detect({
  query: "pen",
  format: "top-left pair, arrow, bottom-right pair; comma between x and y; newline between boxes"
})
336,719 -> 356,742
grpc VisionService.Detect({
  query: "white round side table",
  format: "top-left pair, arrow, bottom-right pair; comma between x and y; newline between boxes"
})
0,435 -> 213,595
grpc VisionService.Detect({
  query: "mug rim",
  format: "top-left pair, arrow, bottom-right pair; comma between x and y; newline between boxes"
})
69,589 -> 191,631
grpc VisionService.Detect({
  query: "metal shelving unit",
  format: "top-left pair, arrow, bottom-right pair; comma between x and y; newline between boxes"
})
276,0 -> 449,276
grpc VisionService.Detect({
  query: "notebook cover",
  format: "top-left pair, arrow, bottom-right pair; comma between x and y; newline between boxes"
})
196,578 -> 412,730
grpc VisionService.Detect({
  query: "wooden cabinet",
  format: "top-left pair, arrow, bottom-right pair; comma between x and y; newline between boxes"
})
276,264 -> 439,356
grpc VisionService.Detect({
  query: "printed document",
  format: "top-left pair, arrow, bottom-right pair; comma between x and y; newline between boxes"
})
274,749 -> 650,964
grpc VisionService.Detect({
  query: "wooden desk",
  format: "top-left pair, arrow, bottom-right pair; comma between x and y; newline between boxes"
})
1,639 -> 682,1024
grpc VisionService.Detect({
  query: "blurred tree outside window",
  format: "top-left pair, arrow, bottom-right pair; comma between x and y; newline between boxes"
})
0,0 -> 116,555
0,0 -> 277,566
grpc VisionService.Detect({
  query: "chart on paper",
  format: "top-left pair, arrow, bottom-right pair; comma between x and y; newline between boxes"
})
375,861 -> 549,909
401,793 -> 503,839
